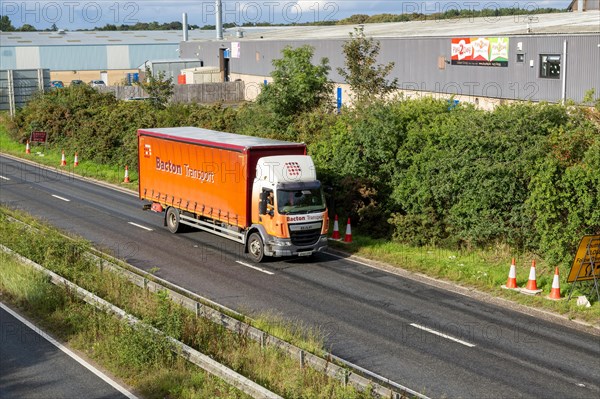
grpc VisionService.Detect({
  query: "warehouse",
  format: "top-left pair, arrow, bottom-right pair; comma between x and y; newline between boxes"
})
180,11 -> 600,107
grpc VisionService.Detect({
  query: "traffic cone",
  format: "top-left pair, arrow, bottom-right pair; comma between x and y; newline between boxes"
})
501,258 -> 519,290
331,215 -> 341,240
123,165 -> 130,183
521,259 -> 542,295
73,152 -> 79,167
25,141 -> 31,154
344,218 -> 352,243
548,267 -> 562,300
60,150 -> 67,166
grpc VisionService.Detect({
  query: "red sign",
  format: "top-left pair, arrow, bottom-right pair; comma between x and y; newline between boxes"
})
30,131 -> 47,143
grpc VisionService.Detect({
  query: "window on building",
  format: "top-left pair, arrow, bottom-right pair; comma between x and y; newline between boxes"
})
540,54 -> 561,79
516,53 -> 525,63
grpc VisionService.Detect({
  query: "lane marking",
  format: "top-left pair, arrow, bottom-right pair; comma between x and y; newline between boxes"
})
235,261 -> 275,275
0,175 -> 10,181
410,323 -> 476,348
51,194 -> 71,202
128,222 -> 153,231
0,302 -> 139,399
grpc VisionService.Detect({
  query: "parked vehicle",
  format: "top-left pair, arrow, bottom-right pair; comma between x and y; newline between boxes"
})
70,79 -> 84,86
50,80 -> 64,88
89,80 -> 106,87
138,127 -> 329,262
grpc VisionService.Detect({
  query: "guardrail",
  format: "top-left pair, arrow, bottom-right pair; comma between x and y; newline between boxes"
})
4,215 -> 429,399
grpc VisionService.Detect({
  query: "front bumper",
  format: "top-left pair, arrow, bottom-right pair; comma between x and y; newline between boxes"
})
266,235 -> 328,257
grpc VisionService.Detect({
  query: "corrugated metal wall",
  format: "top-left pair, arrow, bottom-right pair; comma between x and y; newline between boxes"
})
182,34 -> 600,103
40,46 -> 108,70
128,44 -> 179,69
1,47 -> 17,69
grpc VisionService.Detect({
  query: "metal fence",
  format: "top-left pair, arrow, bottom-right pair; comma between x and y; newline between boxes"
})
0,69 -> 49,116
99,81 -> 246,103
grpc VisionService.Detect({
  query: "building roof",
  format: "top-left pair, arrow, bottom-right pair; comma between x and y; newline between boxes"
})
0,27 -> 270,47
2,12 -> 597,48
218,11 -> 600,41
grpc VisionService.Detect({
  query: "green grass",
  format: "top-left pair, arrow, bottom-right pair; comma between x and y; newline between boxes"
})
0,121 -> 138,188
0,208 -> 376,399
329,231 -> 600,325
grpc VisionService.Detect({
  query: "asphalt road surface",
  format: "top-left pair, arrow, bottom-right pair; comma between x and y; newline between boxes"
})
1,154 -> 599,398
0,304 -> 133,399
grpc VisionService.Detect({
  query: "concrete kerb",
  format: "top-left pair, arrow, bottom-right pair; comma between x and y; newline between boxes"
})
325,248 -> 600,335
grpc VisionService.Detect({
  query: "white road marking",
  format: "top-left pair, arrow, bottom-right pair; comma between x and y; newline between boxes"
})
410,323 -> 477,348
128,222 -> 153,231
0,175 -> 10,181
0,302 -> 139,399
235,261 -> 274,275
51,194 -> 70,202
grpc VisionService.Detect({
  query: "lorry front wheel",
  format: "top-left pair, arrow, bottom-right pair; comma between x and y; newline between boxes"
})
166,207 -> 182,233
247,233 -> 264,263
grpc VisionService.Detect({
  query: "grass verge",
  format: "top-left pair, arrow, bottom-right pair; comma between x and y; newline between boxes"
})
0,207 -> 377,399
0,121 -> 138,188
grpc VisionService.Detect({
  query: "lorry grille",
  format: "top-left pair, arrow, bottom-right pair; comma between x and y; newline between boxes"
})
289,222 -> 322,247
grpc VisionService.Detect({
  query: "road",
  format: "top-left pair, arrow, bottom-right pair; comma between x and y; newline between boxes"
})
1,154 -> 599,398
0,304 -> 134,399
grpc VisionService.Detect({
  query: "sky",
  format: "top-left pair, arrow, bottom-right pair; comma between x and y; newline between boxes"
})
1,1 -> 574,30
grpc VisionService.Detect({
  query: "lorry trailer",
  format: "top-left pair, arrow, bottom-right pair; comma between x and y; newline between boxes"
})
138,127 -> 329,262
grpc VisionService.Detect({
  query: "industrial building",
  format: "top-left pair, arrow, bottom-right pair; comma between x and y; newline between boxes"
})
180,11 -> 600,107
0,29 -> 222,85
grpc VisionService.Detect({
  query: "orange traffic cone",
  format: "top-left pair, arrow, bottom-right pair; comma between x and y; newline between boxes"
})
60,150 -> 67,166
344,218 -> 352,243
548,267 -> 562,300
521,259 -> 542,295
25,141 -> 31,154
502,258 -> 518,290
123,165 -> 130,183
73,152 -> 79,167
331,215 -> 341,240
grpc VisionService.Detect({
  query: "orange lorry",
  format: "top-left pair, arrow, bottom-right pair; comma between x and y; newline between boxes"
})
138,127 -> 329,262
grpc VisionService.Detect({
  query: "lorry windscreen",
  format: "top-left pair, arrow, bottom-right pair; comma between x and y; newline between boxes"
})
277,188 -> 326,215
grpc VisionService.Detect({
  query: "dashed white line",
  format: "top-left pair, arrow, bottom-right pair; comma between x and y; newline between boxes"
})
0,302 -> 139,399
128,222 -> 153,231
0,175 -> 10,181
410,323 -> 477,348
235,261 -> 275,275
51,194 -> 71,202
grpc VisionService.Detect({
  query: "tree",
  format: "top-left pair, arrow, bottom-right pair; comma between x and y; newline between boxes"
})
337,26 -> 398,104
140,66 -> 174,109
257,45 -> 333,118
18,24 -> 36,32
0,16 -> 15,31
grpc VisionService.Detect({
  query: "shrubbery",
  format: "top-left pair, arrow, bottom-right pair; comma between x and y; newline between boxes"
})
7,85 -> 600,266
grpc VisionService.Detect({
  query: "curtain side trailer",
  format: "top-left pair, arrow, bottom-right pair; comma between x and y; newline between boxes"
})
138,127 -> 329,262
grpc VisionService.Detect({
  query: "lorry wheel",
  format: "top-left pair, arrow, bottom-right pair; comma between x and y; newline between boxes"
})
166,207 -> 182,233
247,232 -> 264,263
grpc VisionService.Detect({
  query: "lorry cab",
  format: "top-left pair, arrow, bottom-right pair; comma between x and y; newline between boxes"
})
249,155 -> 328,262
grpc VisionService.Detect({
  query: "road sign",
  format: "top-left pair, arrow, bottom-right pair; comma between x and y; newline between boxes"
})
30,131 -> 47,143
567,235 -> 600,283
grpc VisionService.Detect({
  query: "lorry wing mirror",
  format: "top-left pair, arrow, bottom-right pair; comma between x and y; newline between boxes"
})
259,195 -> 268,215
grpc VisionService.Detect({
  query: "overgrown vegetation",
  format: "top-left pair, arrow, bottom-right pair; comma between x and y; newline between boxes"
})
0,208 -> 376,398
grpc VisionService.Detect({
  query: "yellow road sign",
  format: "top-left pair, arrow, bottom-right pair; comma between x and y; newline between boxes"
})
567,235 -> 600,283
